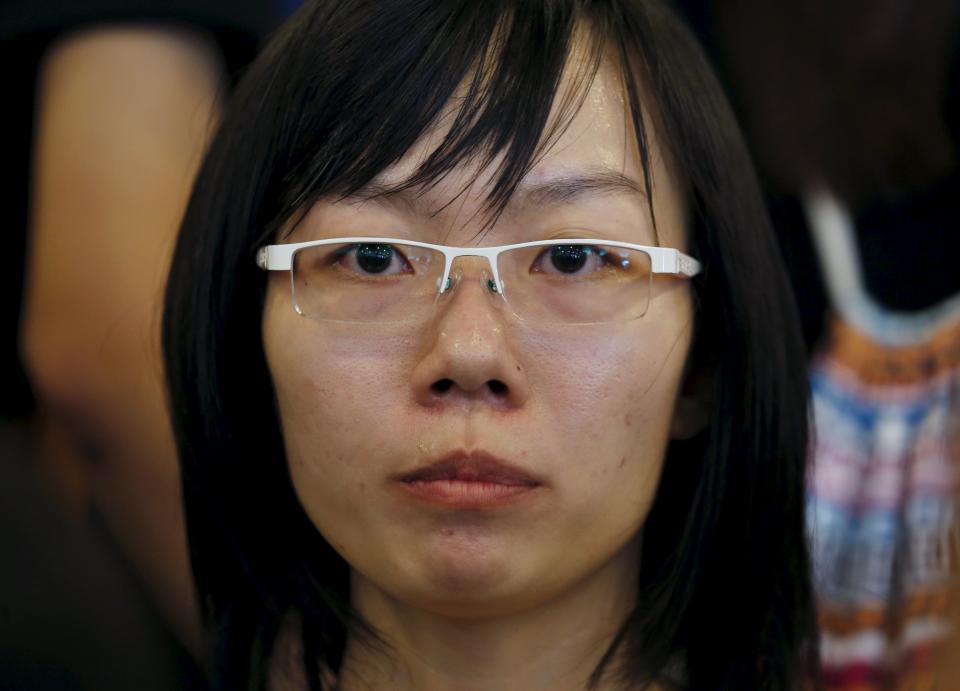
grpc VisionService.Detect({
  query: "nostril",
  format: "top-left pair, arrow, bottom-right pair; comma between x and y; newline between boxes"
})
428,378 -> 509,397
431,378 -> 454,394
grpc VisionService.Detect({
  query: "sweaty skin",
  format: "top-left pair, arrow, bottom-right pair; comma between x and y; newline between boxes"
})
263,50 -> 695,691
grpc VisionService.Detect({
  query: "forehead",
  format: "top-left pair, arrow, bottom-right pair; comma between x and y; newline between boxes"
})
291,37 -> 687,248
384,52 -> 635,191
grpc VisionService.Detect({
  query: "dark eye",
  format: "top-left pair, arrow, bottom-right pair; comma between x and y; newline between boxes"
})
328,243 -> 414,279
355,243 -> 394,273
549,245 -> 590,273
534,244 -> 609,275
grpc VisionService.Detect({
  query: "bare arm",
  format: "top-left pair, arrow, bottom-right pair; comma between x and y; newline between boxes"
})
20,25 -> 224,656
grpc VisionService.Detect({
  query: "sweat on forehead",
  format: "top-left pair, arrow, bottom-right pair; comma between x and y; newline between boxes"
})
273,9 -> 668,238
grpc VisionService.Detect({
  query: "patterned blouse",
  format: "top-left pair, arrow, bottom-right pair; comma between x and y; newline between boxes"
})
805,191 -> 960,690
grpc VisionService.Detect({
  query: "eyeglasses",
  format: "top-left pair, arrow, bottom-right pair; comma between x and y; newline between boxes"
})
257,237 -> 701,325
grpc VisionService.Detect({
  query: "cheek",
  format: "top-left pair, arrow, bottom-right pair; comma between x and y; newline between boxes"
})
269,334 -> 418,468
263,297 -> 428,567
262,284 -> 417,488
485,320 -> 692,597
515,315 -> 692,534
519,316 -> 690,461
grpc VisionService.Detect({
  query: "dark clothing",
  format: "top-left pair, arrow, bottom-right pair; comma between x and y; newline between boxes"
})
0,423 -> 192,691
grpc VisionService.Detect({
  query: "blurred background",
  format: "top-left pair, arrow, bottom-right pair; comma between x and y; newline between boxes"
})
671,2 -> 960,688
1,2 -> 291,688
1,1 -> 957,689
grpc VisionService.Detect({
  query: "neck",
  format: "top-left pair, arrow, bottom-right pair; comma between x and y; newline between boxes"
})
337,536 -> 648,691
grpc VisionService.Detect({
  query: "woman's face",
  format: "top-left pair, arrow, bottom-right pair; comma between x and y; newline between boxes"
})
262,60 -> 695,620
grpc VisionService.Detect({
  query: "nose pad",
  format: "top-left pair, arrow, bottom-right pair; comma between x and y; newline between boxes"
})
431,261 -> 507,321
436,265 -> 463,296
480,268 -> 507,315
436,262 -> 502,296
481,268 -> 501,295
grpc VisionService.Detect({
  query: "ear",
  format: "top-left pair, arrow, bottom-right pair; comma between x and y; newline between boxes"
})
670,366 -> 712,440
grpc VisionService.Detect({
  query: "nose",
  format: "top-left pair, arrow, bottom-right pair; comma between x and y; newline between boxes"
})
411,257 -> 529,410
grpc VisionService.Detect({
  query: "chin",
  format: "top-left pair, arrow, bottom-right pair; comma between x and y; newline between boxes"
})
389,532 -> 545,617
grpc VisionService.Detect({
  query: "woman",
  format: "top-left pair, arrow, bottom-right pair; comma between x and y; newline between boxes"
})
163,1 -> 819,689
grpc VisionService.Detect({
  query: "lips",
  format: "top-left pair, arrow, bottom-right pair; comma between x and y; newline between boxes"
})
392,451 -> 543,508
395,451 -> 541,485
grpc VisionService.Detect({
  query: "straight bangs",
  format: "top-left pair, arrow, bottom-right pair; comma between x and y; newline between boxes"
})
256,1 -> 663,243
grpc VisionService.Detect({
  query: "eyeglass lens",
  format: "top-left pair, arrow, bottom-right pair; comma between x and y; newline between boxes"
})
290,242 -> 652,324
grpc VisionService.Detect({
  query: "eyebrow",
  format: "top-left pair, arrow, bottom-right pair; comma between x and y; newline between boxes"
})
343,167 -> 648,217
517,169 -> 647,208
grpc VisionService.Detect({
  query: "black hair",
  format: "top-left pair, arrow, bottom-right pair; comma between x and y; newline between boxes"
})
163,1 -> 819,689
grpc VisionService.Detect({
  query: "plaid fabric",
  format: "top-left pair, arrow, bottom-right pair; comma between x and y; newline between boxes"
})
809,316 -> 960,689
804,191 -> 960,690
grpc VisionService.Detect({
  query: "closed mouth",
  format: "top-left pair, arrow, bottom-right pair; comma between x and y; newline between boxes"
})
391,450 -> 543,508
393,451 -> 541,486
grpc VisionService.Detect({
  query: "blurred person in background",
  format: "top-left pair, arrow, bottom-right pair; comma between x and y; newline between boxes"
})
1,1 -> 294,686
669,1 -> 960,688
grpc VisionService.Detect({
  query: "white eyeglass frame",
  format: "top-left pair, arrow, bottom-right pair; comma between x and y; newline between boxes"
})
257,237 -> 701,296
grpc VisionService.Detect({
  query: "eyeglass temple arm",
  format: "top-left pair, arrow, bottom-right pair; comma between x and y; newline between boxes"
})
672,251 -> 701,277
647,248 -> 700,277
